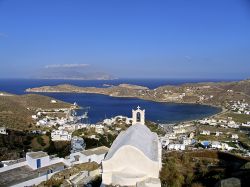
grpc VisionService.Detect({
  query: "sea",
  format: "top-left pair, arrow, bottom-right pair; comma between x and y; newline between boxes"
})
0,78 -> 230,124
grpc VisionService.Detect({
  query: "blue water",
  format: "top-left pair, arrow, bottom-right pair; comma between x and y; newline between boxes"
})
0,79 -> 223,123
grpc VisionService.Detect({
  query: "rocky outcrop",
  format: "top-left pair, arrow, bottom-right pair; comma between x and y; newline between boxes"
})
215,177 -> 241,187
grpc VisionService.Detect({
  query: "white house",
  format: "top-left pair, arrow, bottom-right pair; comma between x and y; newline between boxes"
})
228,121 -> 239,128
242,122 -> 250,127
167,144 -> 185,151
200,130 -> 210,135
165,133 -> 177,140
198,118 -> 217,125
102,107 -> 161,187
103,118 -> 112,126
182,138 -> 192,145
58,124 -> 75,131
51,130 -> 72,141
198,118 -> 211,124
36,119 -> 47,126
70,146 -> 109,165
159,137 -> 170,148
211,142 -> 234,151
103,116 -> 132,126
95,124 -> 104,134
50,99 -> 57,103
245,111 -> 250,115
0,127 -> 7,135
26,151 -> 50,169
54,118 -> 67,126
0,151 -> 70,187
211,141 -> 222,149
32,115 -> 38,120
221,143 -> 234,151
215,131 -> 223,136
210,121 -> 217,126
173,128 -> 186,134
231,134 -> 239,139
218,119 -> 227,123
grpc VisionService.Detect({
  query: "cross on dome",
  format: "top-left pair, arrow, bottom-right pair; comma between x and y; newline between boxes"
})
137,106 -> 141,110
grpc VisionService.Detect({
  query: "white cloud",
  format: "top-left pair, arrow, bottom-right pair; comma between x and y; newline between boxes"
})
45,64 -> 89,68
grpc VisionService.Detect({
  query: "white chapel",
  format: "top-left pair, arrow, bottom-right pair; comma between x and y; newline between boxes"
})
101,106 -> 162,187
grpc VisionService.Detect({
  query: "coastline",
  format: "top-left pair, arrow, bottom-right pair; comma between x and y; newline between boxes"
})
29,91 -> 224,124
24,79 -> 250,124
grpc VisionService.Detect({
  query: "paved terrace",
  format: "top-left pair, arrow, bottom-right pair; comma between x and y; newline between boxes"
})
0,162 -> 65,186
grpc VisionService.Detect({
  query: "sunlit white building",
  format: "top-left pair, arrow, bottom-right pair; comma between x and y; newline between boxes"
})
0,127 -> 7,135
70,146 -> 109,165
51,130 -> 72,141
102,107 -> 161,187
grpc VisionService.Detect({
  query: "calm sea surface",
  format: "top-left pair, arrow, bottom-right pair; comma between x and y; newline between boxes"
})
0,78 -> 227,124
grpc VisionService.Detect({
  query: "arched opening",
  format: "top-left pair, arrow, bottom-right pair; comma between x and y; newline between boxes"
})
136,112 -> 141,122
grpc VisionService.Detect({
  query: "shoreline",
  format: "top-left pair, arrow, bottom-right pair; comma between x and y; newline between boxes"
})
30,91 -> 224,124
25,79 -> 250,124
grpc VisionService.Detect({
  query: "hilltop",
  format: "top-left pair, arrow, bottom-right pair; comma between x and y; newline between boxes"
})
26,79 -> 250,107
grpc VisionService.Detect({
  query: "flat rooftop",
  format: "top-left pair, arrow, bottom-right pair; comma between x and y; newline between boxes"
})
81,146 -> 109,156
26,151 -> 48,159
0,162 -> 65,186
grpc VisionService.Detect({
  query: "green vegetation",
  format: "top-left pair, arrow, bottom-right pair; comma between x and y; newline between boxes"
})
0,129 -> 71,160
45,140 -> 71,158
72,127 -> 117,149
226,113 -> 250,123
145,120 -> 166,136
73,127 -> 98,137
88,176 -> 102,187
0,130 -> 49,160
226,141 -> 237,148
36,136 -> 46,146
30,135 -> 50,151
160,150 -> 250,187
72,128 -> 85,137
160,151 -> 217,187
85,133 -> 117,149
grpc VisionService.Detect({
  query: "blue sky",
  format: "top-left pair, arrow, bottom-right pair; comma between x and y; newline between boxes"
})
0,0 -> 250,79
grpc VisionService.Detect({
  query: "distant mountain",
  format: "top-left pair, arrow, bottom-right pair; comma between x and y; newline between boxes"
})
32,64 -> 116,80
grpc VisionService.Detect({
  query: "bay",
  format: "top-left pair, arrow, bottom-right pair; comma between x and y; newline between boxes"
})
0,78 -> 223,123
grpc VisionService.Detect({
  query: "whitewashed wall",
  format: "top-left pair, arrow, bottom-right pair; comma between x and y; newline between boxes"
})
26,155 -> 50,170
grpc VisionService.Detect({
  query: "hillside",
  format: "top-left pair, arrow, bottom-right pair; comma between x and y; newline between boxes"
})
0,92 -> 73,130
26,79 -> 250,107
161,150 -> 250,186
